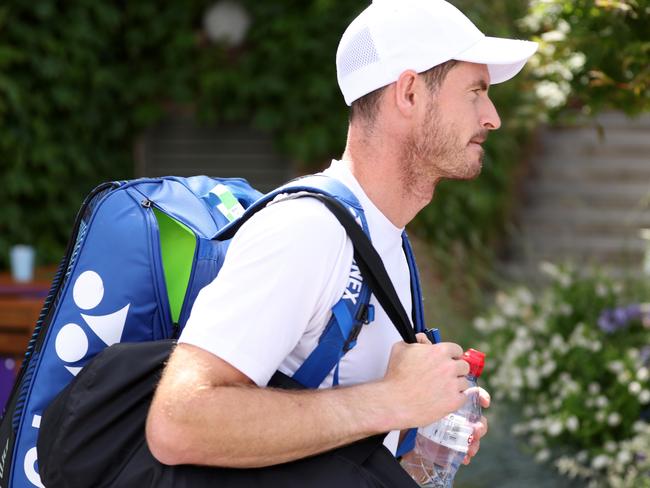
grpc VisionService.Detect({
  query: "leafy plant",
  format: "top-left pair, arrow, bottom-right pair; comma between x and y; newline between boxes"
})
1,0 -> 647,274
520,0 -> 650,119
474,262 -> 650,487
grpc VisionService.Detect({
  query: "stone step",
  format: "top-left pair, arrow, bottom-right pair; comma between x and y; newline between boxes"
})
529,157 -> 650,183
506,112 -> 650,276
523,181 -> 650,210
535,127 -> 650,158
520,207 -> 650,234
591,111 -> 650,129
512,233 -> 646,265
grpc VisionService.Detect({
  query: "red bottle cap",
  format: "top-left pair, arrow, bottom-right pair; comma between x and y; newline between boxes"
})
462,348 -> 486,377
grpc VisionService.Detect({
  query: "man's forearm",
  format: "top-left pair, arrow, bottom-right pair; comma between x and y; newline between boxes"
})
146,344 -> 398,467
147,340 -> 469,468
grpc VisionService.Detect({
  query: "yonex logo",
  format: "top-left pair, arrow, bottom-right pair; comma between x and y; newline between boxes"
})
54,270 -> 130,375
22,270 -> 131,488
342,261 -> 363,305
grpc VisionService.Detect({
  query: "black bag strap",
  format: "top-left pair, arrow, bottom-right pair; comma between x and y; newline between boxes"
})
304,193 -> 418,345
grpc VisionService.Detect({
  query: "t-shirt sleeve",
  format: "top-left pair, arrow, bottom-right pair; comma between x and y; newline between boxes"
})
179,198 -> 352,386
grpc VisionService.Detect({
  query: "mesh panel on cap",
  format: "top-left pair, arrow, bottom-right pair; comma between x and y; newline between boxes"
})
337,27 -> 380,79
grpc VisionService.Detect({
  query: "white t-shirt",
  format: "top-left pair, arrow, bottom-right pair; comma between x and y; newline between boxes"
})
180,160 -> 413,389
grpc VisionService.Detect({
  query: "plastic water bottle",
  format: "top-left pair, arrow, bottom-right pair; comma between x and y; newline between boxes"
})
402,348 -> 486,487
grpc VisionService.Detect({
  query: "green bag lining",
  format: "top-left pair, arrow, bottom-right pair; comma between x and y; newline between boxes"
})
153,208 -> 196,324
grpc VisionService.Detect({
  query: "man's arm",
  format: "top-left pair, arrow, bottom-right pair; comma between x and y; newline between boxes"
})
146,340 -> 469,468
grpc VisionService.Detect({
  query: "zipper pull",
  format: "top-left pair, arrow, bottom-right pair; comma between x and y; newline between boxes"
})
141,199 -> 152,208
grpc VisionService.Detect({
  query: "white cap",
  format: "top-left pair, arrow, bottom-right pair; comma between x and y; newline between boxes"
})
336,0 -> 539,105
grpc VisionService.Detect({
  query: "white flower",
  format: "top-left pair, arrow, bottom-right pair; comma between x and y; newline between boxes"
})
639,390 -> 650,404
502,300 -> 519,317
548,419 -> 563,436
596,396 -> 608,408
608,412 -> 622,426
596,411 -> 606,422
525,367 -> 541,388
551,334 -> 566,352
531,434 -> 546,447
596,283 -> 609,297
605,441 -> 617,453
512,423 -> 527,435
540,261 -> 560,278
529,419 -> 544,431
565,416 -> 579,432
608,360 -> 625,374
558,272 -> 572,288
538,402 -> 550,415
516,287 -> 534,306
637,367 -> 649,381
588,382 -> 601,395
473,316 -> 489,332
536,448 -> 551,462
567,52 -> 586,72
490,315 -> 506,330
591,454 -> 610,470
541,29 -> 566,42
618,371 -> 631,383
616,449 -> 632,465
540,360 -> 556,377
629,381 -> 642,395
557,18 -> 571,34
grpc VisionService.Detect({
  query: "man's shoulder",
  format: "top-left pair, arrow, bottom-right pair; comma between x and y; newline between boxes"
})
240,196 -> 349,244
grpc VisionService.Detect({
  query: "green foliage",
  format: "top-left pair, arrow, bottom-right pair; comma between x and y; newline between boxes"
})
474,263 -> 650,486
1,0 -> 646,272
0,1 -> 201,266
521,0 -> 650,119
195,1 -> 362,165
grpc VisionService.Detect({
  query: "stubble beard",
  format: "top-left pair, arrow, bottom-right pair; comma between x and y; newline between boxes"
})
399,102 -> 485,200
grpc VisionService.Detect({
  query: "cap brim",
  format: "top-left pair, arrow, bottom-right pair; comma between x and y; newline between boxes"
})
453,36 -> 538,84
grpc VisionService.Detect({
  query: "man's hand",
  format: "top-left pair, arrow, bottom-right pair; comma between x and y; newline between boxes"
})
463,387 -> 490,465
381,334 -> 470,430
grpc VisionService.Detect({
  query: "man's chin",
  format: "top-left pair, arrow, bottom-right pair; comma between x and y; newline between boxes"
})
452,158 -> 483,180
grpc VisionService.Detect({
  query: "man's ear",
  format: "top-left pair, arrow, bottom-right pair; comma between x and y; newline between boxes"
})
393,70 -> 419,117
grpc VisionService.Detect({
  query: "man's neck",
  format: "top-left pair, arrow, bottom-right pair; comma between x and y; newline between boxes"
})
341,137 -> 437,229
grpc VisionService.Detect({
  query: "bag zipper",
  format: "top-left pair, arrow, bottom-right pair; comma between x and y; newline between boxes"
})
140,197 -> 199,337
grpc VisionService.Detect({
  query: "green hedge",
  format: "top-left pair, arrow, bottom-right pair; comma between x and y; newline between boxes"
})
0,0 -> 535,269
2,0 -> 645,271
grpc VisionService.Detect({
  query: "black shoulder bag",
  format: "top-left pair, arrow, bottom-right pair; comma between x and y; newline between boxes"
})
37,194 -> 419,488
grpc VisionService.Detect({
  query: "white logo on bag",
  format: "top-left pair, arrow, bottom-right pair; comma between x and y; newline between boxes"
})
342,262 -> 363,305
23,270 -> 131,487
54,270 -> 130,376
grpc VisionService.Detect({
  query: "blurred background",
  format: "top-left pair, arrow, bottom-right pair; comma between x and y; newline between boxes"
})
0,0 -> 649,486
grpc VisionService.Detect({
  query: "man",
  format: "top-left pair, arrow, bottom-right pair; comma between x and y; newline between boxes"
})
146,0 -> 537,483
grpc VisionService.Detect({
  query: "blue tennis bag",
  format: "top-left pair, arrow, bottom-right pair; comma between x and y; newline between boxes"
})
0,174 -> 424,488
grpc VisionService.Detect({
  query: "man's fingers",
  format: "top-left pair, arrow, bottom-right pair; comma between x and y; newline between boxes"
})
464,439 -> 480,464
478,387 -> 491,408
474,416 -> 488,438
455,358 -> 470,377
415,332 -> 432,345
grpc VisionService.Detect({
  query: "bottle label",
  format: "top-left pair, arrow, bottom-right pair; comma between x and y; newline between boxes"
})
419,413 -> 474,454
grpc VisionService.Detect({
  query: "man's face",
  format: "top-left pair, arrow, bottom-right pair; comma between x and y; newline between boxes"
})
400,62 -> 501,188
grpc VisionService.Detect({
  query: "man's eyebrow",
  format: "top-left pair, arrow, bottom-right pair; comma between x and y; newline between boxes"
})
470,79 -> 489,91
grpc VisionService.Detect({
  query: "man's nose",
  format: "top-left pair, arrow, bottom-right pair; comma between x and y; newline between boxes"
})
481,97 -> 501,130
